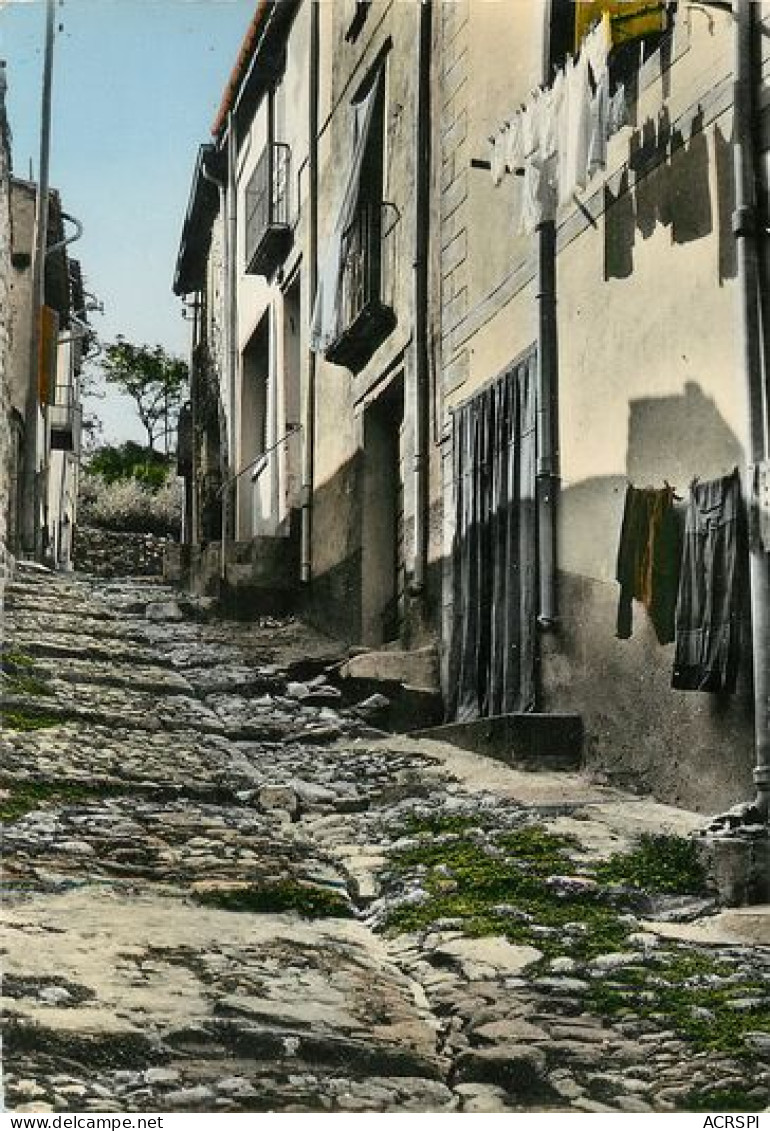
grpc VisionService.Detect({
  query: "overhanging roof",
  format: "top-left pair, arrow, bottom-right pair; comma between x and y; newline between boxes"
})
173,144 -> 223,297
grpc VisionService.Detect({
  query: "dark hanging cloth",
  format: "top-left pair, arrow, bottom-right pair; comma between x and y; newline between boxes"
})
447,353 -> 537,722
672,468 -> 745,693
616,483 -> 680,644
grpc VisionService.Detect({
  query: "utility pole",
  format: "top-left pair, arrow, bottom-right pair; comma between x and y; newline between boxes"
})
22,0 -> 56,557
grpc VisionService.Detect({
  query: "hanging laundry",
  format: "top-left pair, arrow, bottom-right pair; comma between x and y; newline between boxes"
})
558,52 -> 592,206
584,15 -> 611,178
505,113 -> 523,174
607,82 -> 628,136
490,127 -> 507,186
672,469 -> 745,693
519,153 -> 558,235
616,483 -> 681,645
540,71 -> 564,161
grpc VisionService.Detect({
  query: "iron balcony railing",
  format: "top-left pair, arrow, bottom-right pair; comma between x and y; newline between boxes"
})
327,200 -> 399,370
48,384 -> 82,454
244,142 -> 292,277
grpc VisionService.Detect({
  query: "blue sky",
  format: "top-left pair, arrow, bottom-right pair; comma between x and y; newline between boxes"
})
0,0 -> 253,442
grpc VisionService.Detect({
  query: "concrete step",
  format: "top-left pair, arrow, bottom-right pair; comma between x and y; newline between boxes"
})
410,712 -> 583,772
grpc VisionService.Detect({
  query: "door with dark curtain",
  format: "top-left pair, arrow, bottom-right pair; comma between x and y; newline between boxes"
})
448,351 -> 537,721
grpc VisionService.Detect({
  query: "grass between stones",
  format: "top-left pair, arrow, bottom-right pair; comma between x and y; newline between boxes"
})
192,881 -> 354,919
585,950 -> 770,1056
381,818 -> 770,1060
594,833 -> 709,894
381,819 -> 636,959
684,1087 -> 769,1113
1,649 -> 54,699
0,708 -> 62,732
0,779 -> 125,823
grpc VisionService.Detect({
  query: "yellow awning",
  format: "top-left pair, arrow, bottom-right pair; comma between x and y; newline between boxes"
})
574,1 -> 666,53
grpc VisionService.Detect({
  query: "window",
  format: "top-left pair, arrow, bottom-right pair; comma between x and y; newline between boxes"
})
244,140 -> 292,278
325,63 -> 397,370
550,0 -> 674,91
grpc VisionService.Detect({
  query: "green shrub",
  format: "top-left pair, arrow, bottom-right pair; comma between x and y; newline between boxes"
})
78,473 -> 182,538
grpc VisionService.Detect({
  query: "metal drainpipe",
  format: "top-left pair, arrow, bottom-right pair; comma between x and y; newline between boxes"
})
535,219 -> 559,629
535,4 -> 560,631
411,0 -> 432,603
733,0 -> 770,818
220,110 -> 239,582
301,0 -> 319,585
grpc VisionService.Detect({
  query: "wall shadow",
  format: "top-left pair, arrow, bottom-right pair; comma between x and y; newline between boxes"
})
626,380 -> 744,487
605,108 -> 716,280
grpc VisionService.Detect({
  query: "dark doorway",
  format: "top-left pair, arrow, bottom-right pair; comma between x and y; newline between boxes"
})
362,376 -> 405,646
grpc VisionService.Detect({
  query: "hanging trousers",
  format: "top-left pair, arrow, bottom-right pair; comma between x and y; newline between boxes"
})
672,469 -> 744,693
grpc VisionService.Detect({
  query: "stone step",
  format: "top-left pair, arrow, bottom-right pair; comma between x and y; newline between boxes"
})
410,712 -> 583,772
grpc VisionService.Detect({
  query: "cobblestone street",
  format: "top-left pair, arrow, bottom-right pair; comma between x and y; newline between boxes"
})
1,564 -> 770,1114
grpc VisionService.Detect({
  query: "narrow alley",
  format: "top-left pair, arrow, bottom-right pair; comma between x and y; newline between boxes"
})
1,563 -> 769,1115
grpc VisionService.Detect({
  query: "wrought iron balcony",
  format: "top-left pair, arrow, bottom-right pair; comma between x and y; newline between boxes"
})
244,142 -> 292,278
326,201 -> 398,371
48,384 -> 82,454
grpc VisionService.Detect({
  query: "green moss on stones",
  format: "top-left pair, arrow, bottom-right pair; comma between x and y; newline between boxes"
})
585,948 -> 770,1056
381,821 -> 635,959
593,833 -> 709,895
683,1087 -> 769,1113
0,779 -> 123,823
1,708 -> 61,732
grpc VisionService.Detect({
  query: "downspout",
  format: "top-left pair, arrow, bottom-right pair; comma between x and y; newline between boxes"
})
536,4 -> 560,629
47,210 -> 83,257
301,0 -> 320,584
411,0 -> 432,602
733,0 -> 770,817
217,110 -> 239,582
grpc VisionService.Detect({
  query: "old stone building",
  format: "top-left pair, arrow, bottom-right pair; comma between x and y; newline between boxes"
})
6,177 -> 88,570
174,0 -> 770,817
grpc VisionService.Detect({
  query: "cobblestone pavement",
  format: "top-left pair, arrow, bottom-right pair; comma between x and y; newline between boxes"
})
2,565 -> 770,1114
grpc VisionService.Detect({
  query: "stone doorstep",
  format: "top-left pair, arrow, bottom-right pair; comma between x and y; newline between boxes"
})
641,904 -> 770,946
410,713 -> 583,772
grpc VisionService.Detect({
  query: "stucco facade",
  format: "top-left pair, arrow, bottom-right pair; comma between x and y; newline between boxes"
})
436,1 -> 764,812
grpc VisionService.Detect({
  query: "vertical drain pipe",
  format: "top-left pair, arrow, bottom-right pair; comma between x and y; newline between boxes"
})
733,0 -> 770,817
411,0 -> 432,603
536,4 -> 560,629
301,0 -> 319,584
221,110 -> 239,582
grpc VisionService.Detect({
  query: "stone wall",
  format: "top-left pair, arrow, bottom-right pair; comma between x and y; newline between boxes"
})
73,526 -> 172,578
0,72 -> 13,578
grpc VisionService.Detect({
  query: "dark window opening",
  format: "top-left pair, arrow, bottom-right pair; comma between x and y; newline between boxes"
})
549,1 -> 675,93
326,65 -> 398,371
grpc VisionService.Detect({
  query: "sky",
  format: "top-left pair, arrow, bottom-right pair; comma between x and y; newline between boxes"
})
0,0 -> 254,443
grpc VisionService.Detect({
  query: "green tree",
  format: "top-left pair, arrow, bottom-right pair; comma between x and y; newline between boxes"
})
86,441 -> 172,490
101,337 -> 188,453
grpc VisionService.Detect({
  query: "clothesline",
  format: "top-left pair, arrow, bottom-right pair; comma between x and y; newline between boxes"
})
489,14 -> 628,234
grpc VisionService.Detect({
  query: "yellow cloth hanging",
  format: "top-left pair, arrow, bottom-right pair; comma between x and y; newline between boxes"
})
574,1 -> 666,53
